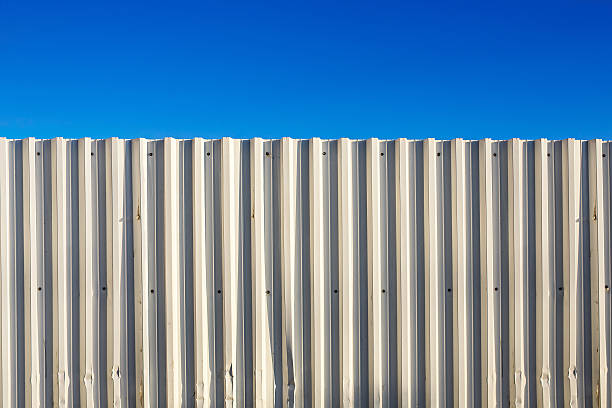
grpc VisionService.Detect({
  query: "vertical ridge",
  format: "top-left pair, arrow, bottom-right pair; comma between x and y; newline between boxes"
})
163,137 -> 185,406
250,138 -> 275,407
366,138 -> 390,407
535,139 -> 558,407
451,138 -> 475,407
508,138 -> 530,407
0,138 -> 18,407
221,137 -> 245,407
309,137 -> 332,407
106,138 -> 129,407
133,138 -> 158,407
132,139 -> 145,408
132,139 -> 146,408
423,138 -> 447,406
79,138 -> 101,407
24,137 -> 46,407
338,138 -> 359,406
193,138 -> 216,407
588,139 -> 611,407
395,139 -> 419,406
562,138 -> 585,407
52,137 -> 76,407
479,139 -> 503,407
281,137 -> 305,407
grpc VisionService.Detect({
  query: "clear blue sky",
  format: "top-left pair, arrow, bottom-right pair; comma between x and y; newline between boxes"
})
1,1 -> 611,140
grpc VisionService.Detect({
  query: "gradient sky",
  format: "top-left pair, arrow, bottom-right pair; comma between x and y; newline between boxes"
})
1,1 -> 611,140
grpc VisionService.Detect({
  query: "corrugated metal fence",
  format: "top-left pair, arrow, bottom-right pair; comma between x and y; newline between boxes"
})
0,137 -> 610,407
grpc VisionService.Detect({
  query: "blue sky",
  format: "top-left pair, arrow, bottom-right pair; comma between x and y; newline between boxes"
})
1,1 -> 611,140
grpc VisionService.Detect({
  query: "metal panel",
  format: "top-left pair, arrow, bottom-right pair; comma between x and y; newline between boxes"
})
0,137 -> 610,407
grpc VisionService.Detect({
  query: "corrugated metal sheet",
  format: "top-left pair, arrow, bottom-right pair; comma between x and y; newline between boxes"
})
0,137 -> 610,407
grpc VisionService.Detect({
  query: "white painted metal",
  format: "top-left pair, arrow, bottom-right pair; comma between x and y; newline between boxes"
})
0,137 -> 610,407
589,139 -> 611,408
451,138 -> 475,408
367,138 -> 391,407
310,138 -> 334,408
250,138 -> 276,407
52,138 -> 76,408
479,139 -> 504,407
562,139 -> 584,407
423,138 -> 449,407
508,138 -> 530,407
78,138 -> 100,408
23,138 -> 46,408
395,139 -> 421,407
193,138 -> 216,407
1,138 -> 18,407
131,138 -> 147,408
534,138 -> 560,407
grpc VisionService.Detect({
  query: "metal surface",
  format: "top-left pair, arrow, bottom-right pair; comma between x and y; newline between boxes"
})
0,137 -> 610,407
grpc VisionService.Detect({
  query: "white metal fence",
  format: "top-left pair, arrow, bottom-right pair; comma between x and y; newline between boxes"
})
0,137 -> 610,407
